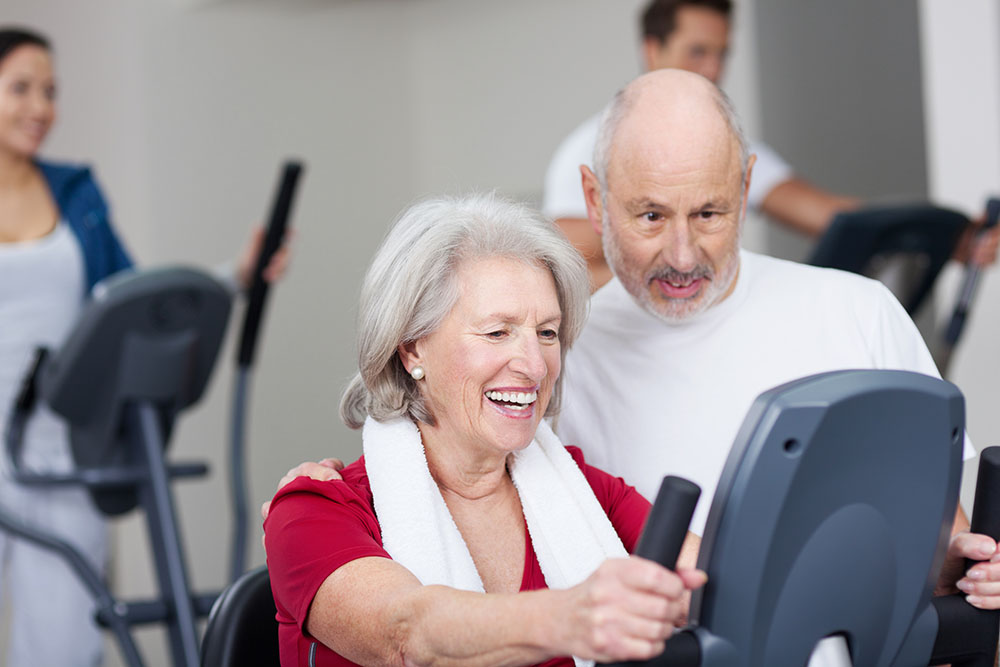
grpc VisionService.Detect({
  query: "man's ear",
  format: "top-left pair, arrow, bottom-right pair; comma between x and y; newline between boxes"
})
739,153 -> 757,223
582,165 -> 605,236
641,36 -> 665,72
397,340 -> 422,375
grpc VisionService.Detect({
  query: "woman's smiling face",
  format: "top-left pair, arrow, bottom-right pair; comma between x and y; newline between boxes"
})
0,44 -> 56,159
403,255 -> 562,460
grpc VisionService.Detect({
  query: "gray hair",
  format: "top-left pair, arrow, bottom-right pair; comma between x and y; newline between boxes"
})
340,192 -> 590,429
592,79 -> 751,193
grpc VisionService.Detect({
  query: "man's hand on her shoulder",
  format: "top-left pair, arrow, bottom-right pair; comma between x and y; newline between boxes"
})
260,458 -> 346,521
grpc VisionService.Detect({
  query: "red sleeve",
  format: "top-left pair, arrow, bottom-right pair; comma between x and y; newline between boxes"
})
565,446 -> 651,553
264,474 -> 390,634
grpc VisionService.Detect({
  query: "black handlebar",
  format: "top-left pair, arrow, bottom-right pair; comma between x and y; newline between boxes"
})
634,476 -> 701,569
236,161 -> 303,367
930,445 -> 1000,667
970,446 -> 1000,539
604,476 -> 701,667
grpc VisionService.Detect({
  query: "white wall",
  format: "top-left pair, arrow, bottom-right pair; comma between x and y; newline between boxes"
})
752,0 -> 930,262
918,0 -> 1000,513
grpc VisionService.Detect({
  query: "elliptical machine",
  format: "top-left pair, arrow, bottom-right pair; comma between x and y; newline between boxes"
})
608,370 -> 1000,667
0,161 -> 302,667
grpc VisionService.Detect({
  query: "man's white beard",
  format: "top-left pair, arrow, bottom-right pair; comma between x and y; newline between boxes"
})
602,210 -> 741,324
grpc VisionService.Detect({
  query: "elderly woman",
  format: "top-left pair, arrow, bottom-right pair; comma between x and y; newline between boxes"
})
264,193 -> 705,666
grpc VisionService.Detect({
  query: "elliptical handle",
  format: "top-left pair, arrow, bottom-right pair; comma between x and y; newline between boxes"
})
967,446 -> 1000,665
236,160 -> 303,367
930,446 -> 1000,667
602,476 -> 702,667
970,446 -> 1000,545
634,476 -> 701,570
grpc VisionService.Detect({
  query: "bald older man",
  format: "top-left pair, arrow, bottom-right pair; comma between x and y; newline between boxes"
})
556,70 -> 1000,606
559,68 -> 945,528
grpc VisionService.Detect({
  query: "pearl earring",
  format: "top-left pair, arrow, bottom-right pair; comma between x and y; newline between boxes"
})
410,366 -> 425,381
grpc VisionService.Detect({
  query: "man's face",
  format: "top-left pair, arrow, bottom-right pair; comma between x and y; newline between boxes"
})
598,132 -> 749,323
645,5 -> 730,83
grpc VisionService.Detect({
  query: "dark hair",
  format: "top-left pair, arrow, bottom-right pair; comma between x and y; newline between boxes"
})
640,0 -> 732,44
0,27 -> 51,66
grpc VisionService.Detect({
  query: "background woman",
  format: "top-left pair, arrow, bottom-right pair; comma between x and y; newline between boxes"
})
0,26 -> 287,666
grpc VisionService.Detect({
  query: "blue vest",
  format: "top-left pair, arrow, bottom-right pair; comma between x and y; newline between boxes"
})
37,160 -> 133,292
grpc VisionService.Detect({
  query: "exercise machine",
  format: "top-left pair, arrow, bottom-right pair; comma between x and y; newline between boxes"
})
807,204 -> 967,317
807,200 -> 999,376
936,197 -> 1000,374
610,369 -> 999,666
199,369 -> 1000,666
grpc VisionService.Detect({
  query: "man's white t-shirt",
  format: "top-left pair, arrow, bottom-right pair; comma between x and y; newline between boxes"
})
557,250 -> 967,534
542,113 -> 793,219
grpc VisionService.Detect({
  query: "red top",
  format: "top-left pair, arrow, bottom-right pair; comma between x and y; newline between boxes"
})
265,446 -> 651,667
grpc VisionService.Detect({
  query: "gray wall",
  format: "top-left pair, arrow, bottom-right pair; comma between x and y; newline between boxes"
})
753,0 -> 929,261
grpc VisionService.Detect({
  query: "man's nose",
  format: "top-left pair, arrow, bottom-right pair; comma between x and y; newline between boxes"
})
660,219 -> 700,272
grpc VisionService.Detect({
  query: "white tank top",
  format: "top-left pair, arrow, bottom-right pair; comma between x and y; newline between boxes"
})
0,223 -> 85,472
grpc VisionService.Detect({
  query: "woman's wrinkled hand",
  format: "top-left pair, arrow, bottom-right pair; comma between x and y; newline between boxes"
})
560,556 -> 706,663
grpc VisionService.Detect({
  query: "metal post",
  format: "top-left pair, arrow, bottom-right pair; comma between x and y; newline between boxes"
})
136,402 -> 200,667
229,367 -> 250,583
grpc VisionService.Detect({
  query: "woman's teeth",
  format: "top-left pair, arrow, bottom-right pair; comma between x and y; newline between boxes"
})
485,390 -> 537,406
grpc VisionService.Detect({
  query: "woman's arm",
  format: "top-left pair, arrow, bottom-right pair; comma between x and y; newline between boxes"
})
309,555 -> 705,667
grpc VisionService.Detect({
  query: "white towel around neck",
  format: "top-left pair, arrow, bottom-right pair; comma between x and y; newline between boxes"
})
363,416 -> 628,667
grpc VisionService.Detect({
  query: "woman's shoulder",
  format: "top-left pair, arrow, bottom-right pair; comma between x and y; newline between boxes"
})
271,456 -> 374,510
340,456 -> 373,499
563,445 -> 642,503
564,445 -> 587,467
